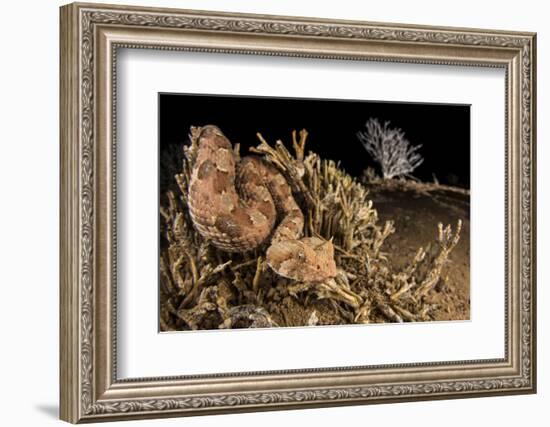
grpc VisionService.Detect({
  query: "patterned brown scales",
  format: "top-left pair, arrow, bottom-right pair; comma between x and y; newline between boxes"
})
187,125 -> 337,282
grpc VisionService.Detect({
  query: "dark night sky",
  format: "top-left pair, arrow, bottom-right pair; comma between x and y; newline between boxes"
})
159,93 -> 470,188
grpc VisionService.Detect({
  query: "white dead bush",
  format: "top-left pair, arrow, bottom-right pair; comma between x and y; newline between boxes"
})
357,118 -> 423,179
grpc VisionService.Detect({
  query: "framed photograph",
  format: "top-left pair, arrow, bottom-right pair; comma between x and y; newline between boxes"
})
60,2 -> 537,423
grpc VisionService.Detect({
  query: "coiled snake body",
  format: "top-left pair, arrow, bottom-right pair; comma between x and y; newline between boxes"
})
187,125 -> 337,282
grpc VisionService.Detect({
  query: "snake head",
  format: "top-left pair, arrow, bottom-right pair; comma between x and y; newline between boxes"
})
266,237 -> 337,283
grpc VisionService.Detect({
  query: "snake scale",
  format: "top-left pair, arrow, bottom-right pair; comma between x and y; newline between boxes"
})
187,125 -> 337,282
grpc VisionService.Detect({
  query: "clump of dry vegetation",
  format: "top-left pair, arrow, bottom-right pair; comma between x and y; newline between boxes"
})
357,118 -> 423,180
159,128 -> 462,331
361,166 -> 470,197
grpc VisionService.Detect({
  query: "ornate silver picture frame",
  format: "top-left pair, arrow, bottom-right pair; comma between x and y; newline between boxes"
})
60,2 -> 536,423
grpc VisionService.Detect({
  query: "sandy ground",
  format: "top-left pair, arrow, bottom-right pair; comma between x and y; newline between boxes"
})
369,186 -> 470,321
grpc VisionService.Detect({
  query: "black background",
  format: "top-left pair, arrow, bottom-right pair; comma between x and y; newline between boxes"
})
159,93 -> 470,188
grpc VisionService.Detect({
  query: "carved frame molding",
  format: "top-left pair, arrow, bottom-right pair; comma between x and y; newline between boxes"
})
60,2 -> 536,423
